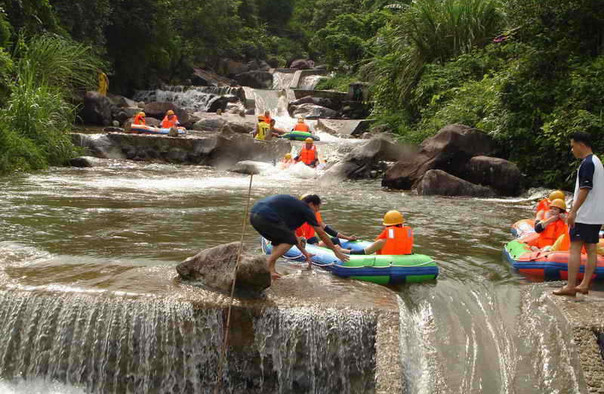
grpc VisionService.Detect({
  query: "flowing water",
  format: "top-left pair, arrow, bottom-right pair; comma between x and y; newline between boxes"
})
133,86 -> 244,112
0,160 -> 588,392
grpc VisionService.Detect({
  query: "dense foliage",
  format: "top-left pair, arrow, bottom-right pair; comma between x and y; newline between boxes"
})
0,0 -> 602,186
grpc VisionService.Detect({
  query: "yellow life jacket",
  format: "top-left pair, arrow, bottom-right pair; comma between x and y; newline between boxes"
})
256,121 -> 270,140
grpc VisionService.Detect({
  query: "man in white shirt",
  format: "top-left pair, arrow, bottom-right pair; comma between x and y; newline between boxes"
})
554,132 -> 604,296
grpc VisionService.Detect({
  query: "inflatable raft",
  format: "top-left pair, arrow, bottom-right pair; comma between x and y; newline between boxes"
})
511,218 -> 603,239
130,124 -> 186,135
504,239 -> 604,280
282,131 -> 320,141
261,238 -> 438,284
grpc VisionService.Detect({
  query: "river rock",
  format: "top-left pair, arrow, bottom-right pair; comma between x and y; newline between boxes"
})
71,134 -> 126,159
290,59 -> 315,70
176,242 -> 271,295
192,113 -> 256,134
382,124 -> 495,190
207,95 -> 240,113
107,94 -> 138,108
191,67 -> 236,87
463,156 -> 523,196
417,170 -> 496,197
234,71 -> 273,89
142,102 -> 190,127
219,58 -> 250,77
291,103 -> 338,119
289,96 -> 340,111
80,91 -> 113,126
69,156 -> 94,167
323,135 -> 410,180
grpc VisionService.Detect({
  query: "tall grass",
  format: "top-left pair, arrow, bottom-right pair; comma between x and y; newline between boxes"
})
366,0 -> 505,113
0,35 -> 104,174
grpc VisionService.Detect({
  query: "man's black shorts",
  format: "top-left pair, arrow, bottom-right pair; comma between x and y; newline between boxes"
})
570,223 -> 602,244
250,212 -> 298,246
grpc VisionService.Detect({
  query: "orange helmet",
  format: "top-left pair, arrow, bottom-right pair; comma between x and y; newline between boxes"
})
166,110 -> 175,116
305,137 -> 314,144
383,210 -> 404,226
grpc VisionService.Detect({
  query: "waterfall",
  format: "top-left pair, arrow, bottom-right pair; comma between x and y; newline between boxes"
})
133,86 -> 244,112
272,71 -> 296,90
0,290 -> 377,393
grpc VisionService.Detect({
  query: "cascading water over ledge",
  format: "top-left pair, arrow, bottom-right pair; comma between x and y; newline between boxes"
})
0,290 -> 384,393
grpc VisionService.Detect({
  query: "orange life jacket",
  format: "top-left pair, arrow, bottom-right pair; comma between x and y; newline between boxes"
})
262,115 -> 271,124
293,123 -> 310,132
295,212 -> 322,240
376,226 -> 413,255
529,219 -> 568,249
299,145 -> 317,166
161,115 -> 179,129
535,199 -> 550,219
133,114 -> 146,125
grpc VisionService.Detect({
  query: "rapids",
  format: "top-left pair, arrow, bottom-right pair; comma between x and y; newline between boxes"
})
0,161 -> 588,392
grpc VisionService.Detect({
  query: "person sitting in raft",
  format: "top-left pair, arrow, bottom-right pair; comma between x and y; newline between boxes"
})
293,116 -> 310,132
529,199 -> 569,250
253,115 -> 271,140
133,112 -> 146,125
250,194 -> 349,278
161,110 -> 180,129
535,190 -> 565,222
294,138 -> 319,168
343,210 -> 413,255
295,194 -> 357,247
279,153 -> 294,169
269,119 -> 286,137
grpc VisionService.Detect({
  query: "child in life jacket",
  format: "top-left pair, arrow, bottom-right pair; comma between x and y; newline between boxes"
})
535,190 -> 565,222
343,210 -> 413,255
529,199 -> 568,251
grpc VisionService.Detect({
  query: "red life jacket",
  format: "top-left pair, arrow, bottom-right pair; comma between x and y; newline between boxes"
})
376,226 -> 413,255
133,114 -> 146,125
299,145 -> 317,165
293,123 -> 310,132
161,115 -> 179,129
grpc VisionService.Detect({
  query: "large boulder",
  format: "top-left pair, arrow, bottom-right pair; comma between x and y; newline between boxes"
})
289,96 -> 340,111
191,67 -> 236,86
207,95 -> 240,113
291,103 -> 338,119
79,91 -> 113,126
323,135 -> 410,180
142,102 -> 190,126
234,71 -> 273,89
192,112 -> 256,134
107,94 -> 138,108
176,242 -> 271,295
290,59 -> 315,70
382,124 -> 494,189
219,58 -> 250,77
463,156 -> 523,196
416,170 -> 496,197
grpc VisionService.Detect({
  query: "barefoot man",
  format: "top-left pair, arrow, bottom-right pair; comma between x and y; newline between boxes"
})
554,132 -> 604,296
250,194 -> 349,279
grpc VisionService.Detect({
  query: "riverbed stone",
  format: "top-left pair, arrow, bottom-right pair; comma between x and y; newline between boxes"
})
291,103 -> 338,119
290,59 -> 315,69
176,242 -> 271,295
463,155 -> 524,196
382,124 -> 495,190
416,169 -> 496,197
233,71 -> 273,89
323,135 -> 411,180
80,91 -> 113,126
192,112 -> 256,134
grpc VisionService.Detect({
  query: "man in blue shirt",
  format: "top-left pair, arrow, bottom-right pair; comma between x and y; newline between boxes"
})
554,132 -> 604,296
250,194 -> 349,279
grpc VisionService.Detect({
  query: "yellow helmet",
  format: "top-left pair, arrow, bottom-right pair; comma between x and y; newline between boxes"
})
257,115 -> 264,121
383,210 -> 404,226
166,110 -> 175,116
138,112 -> 146,117
305,137 -> 314,143
284,153 -> 292,159
549,190 -> 565,201
550,199 -> 567,211
299,193 -> 311,200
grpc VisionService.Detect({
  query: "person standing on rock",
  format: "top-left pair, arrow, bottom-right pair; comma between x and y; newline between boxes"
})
554,132 -> 604,296
250,194 -> 349,279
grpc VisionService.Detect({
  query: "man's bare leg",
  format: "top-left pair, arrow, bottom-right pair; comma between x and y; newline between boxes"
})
553,241 -> 583,296
268,243 -> 293,279
576,243 -> 598,293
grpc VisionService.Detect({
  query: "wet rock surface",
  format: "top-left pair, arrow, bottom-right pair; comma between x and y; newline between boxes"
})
79,91 -> 113,126
72,130 -> 290,166
382,124 -> 522,196
417,169 -> 497,197
176,242 -> 271,296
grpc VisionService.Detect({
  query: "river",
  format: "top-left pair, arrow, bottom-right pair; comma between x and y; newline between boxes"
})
0,158 -> 587,392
